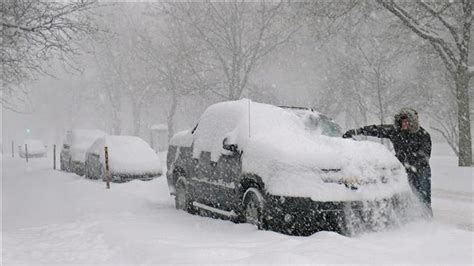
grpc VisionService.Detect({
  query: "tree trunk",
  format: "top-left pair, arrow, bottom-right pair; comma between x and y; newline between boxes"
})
111,115 -> 121,135
111,94 -> 122,135
132,103 -> 141,137
376,72 -> 385,145
455,70 -> 472,166
167,89 -> 178,141
111,107 -> 121,135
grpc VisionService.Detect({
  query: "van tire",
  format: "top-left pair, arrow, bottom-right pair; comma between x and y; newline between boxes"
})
175,177 -> 193,213
242,188 -> 267,230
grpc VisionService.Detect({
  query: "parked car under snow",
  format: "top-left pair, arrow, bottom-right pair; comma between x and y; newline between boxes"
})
60,129 -> 107,175
85,135 -> 162,182
19,139 -> 47,158
167,99 -> 414,236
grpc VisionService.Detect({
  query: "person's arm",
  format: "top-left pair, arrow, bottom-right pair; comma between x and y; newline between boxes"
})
343,125 -> 394,139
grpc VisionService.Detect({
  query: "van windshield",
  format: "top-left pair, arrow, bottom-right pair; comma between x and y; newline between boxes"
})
283,108 -> 342,137
314,117 -> 342,137
303,114 -> 342,137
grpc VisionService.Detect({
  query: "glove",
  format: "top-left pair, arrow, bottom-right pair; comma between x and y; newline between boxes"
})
342,129 -> 356,139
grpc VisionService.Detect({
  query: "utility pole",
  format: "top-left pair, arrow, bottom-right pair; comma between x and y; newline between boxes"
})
53,144 -> 56,170
25,144 -> 28,163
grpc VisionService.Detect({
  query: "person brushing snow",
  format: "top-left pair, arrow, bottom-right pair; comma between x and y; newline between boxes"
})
342,108 -> 432,216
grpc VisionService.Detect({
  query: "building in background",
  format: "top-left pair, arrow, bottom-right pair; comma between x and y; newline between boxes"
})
150,124 -> 168,152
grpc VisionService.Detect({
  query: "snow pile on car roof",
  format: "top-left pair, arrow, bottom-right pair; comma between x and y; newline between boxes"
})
70,130 -> 107,162
192,99 -> 410,201
21,139 -> 46,155
93,136 -> 162,175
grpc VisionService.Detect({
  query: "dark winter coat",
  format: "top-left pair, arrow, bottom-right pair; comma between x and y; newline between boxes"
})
354,125 -> 431,171
343,108 -> 432,212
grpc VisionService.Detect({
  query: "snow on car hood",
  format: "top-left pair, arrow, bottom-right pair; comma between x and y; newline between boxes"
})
243,136 -> 409,201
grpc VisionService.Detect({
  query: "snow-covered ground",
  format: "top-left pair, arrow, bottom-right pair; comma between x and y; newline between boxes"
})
1,143 -> 473,264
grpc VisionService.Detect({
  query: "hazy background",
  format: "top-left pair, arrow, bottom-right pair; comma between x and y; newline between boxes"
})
2,1 -> 473,162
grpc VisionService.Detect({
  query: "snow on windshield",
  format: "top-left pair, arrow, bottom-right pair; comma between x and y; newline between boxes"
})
283,108 -> 342,137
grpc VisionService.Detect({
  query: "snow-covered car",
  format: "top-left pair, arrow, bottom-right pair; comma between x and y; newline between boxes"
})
166,99 -> 413,236
60,129 -> 107,175
19,139 -> 47,158
84,135 -> 162,182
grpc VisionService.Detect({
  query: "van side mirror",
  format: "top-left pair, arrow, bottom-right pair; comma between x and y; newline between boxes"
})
222,138 -> 238,153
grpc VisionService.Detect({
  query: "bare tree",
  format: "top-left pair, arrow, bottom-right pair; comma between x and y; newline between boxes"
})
91,5 -> 162,137
311,3 -> 424,130
377,0 -> 473,166
91,43 -> 123,135
355,40 -> 420,126
139,8 -> 209,140
415,45 -> 466,157
165,1 -> 298,100
297,0 -> 363,40
1,0 -> 98,111
430,98 -> 460,157
301,1 -> 390,126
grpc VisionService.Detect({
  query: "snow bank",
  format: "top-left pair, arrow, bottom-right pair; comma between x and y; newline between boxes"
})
20,139 -> 46,155
70,130 -> 107,162
191,99 -> 410,201
89,136 -> 162,175
2,153 -> 472,265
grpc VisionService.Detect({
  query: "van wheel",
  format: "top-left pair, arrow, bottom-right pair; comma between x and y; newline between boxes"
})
175,178 -> 193,212
243,188 -> 266,230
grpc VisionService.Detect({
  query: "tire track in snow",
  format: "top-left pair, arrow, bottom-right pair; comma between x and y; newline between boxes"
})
433,188 -> 473,203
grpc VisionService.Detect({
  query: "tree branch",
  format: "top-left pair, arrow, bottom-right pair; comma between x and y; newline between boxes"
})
377,0 -> 459,68
416,0 -> 461,52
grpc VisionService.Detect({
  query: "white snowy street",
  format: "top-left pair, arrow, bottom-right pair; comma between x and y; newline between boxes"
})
2,144 -> 472,265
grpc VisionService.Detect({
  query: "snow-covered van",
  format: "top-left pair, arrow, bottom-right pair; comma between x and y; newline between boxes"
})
166,100 -> 413,235
60,129 -> 107,176
85,135 -> 162,182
